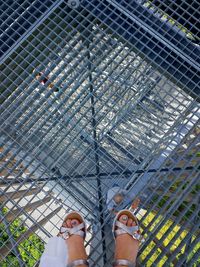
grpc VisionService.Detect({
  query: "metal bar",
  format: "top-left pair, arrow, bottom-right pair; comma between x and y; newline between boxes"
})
0,6 -> 91,105
138,139 -> 199,228
0,205 -> 62,260
0,209 -> 25,266
1,164 -> 199,185
0,187 -> 42,202
55,180 -> 93,214
1,53 -> 131,175
3,195 -> 52,222
167,196 -> 200,266
82,0 -> 200,100
125,108 -> 200,196
69,183 -> 96,210
0,2 -> 200,266
151,195 -> 199,265
105,133 -> 142,164
86,40 -> 107,264
139,168 -> 199,263
150,0 -> 199,39
184,237 -> 200,267
0,0 -> 66,63
80,135 -> 127,172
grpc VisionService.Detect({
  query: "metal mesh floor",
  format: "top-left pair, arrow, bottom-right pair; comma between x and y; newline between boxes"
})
0,0 -> 200,266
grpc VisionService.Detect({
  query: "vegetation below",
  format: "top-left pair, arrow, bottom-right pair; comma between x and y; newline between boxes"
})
0,207 -> 44,267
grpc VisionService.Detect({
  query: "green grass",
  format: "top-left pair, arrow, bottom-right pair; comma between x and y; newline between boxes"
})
0,207 -> 44,267
139,211 -> 200,266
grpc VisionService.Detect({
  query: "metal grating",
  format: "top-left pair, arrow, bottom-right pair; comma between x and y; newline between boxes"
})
0,0 -> 199,266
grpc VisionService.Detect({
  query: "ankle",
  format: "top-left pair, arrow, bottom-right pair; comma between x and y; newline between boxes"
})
114,234 -> 139,266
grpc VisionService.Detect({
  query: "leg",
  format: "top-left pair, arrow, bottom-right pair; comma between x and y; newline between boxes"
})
64,218 -> 88,267
40,214 -> 88,267
114,213 -> 140,267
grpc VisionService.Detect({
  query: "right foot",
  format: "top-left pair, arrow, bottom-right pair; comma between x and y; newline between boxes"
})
114,212 -> 141,266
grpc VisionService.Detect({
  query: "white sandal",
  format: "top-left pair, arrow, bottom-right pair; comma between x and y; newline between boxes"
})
112,209 -> 144,267
59,211 -> 89,267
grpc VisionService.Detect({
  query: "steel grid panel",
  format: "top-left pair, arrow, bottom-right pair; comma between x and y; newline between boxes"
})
0,0 -> 200,266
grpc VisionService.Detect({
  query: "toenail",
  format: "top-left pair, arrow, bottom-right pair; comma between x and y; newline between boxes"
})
121,215 -> 128,221
71,220 -> 78,226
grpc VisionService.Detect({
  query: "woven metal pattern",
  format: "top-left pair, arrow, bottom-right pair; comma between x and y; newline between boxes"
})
0,1 -> 199,266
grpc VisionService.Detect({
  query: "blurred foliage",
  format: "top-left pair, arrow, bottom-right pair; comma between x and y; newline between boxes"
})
0,207 -> 44,266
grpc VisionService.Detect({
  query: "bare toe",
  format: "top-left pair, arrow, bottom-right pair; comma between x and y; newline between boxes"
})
71,219 -> 80,227
127,218 -> 133,227
62,221 -> 67,227
118,214 -> 137,227
118,215 -> 128,225
132,221 -> 137,226
129,218 -> 137,227
66,219 -> 72,228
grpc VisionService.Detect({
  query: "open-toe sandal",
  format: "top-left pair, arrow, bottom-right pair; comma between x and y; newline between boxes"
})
112,209 -> 144,267
59,211 -> 89,267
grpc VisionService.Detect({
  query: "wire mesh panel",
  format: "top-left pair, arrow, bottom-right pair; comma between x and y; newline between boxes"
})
0,0 -> 199,266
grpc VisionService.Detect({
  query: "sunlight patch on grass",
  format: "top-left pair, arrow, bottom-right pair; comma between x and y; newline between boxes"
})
139,210 -> 198,266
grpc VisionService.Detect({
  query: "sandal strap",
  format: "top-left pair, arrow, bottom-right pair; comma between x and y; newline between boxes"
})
67,259 -> 89,267
116,221 -> 139,234
115,228 -> 144,242
60,222 -> 85,240
114,221 -> 144,242
113,259 -> 136,267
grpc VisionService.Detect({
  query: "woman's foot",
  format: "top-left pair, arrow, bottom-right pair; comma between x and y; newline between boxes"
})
60,214 -> 88,267
114,213 -> 140,267
131,198 -> 140,210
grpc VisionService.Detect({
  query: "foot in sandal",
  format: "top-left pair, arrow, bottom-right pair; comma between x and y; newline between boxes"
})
112,210 -> 144,267
59,211 -> 89,267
